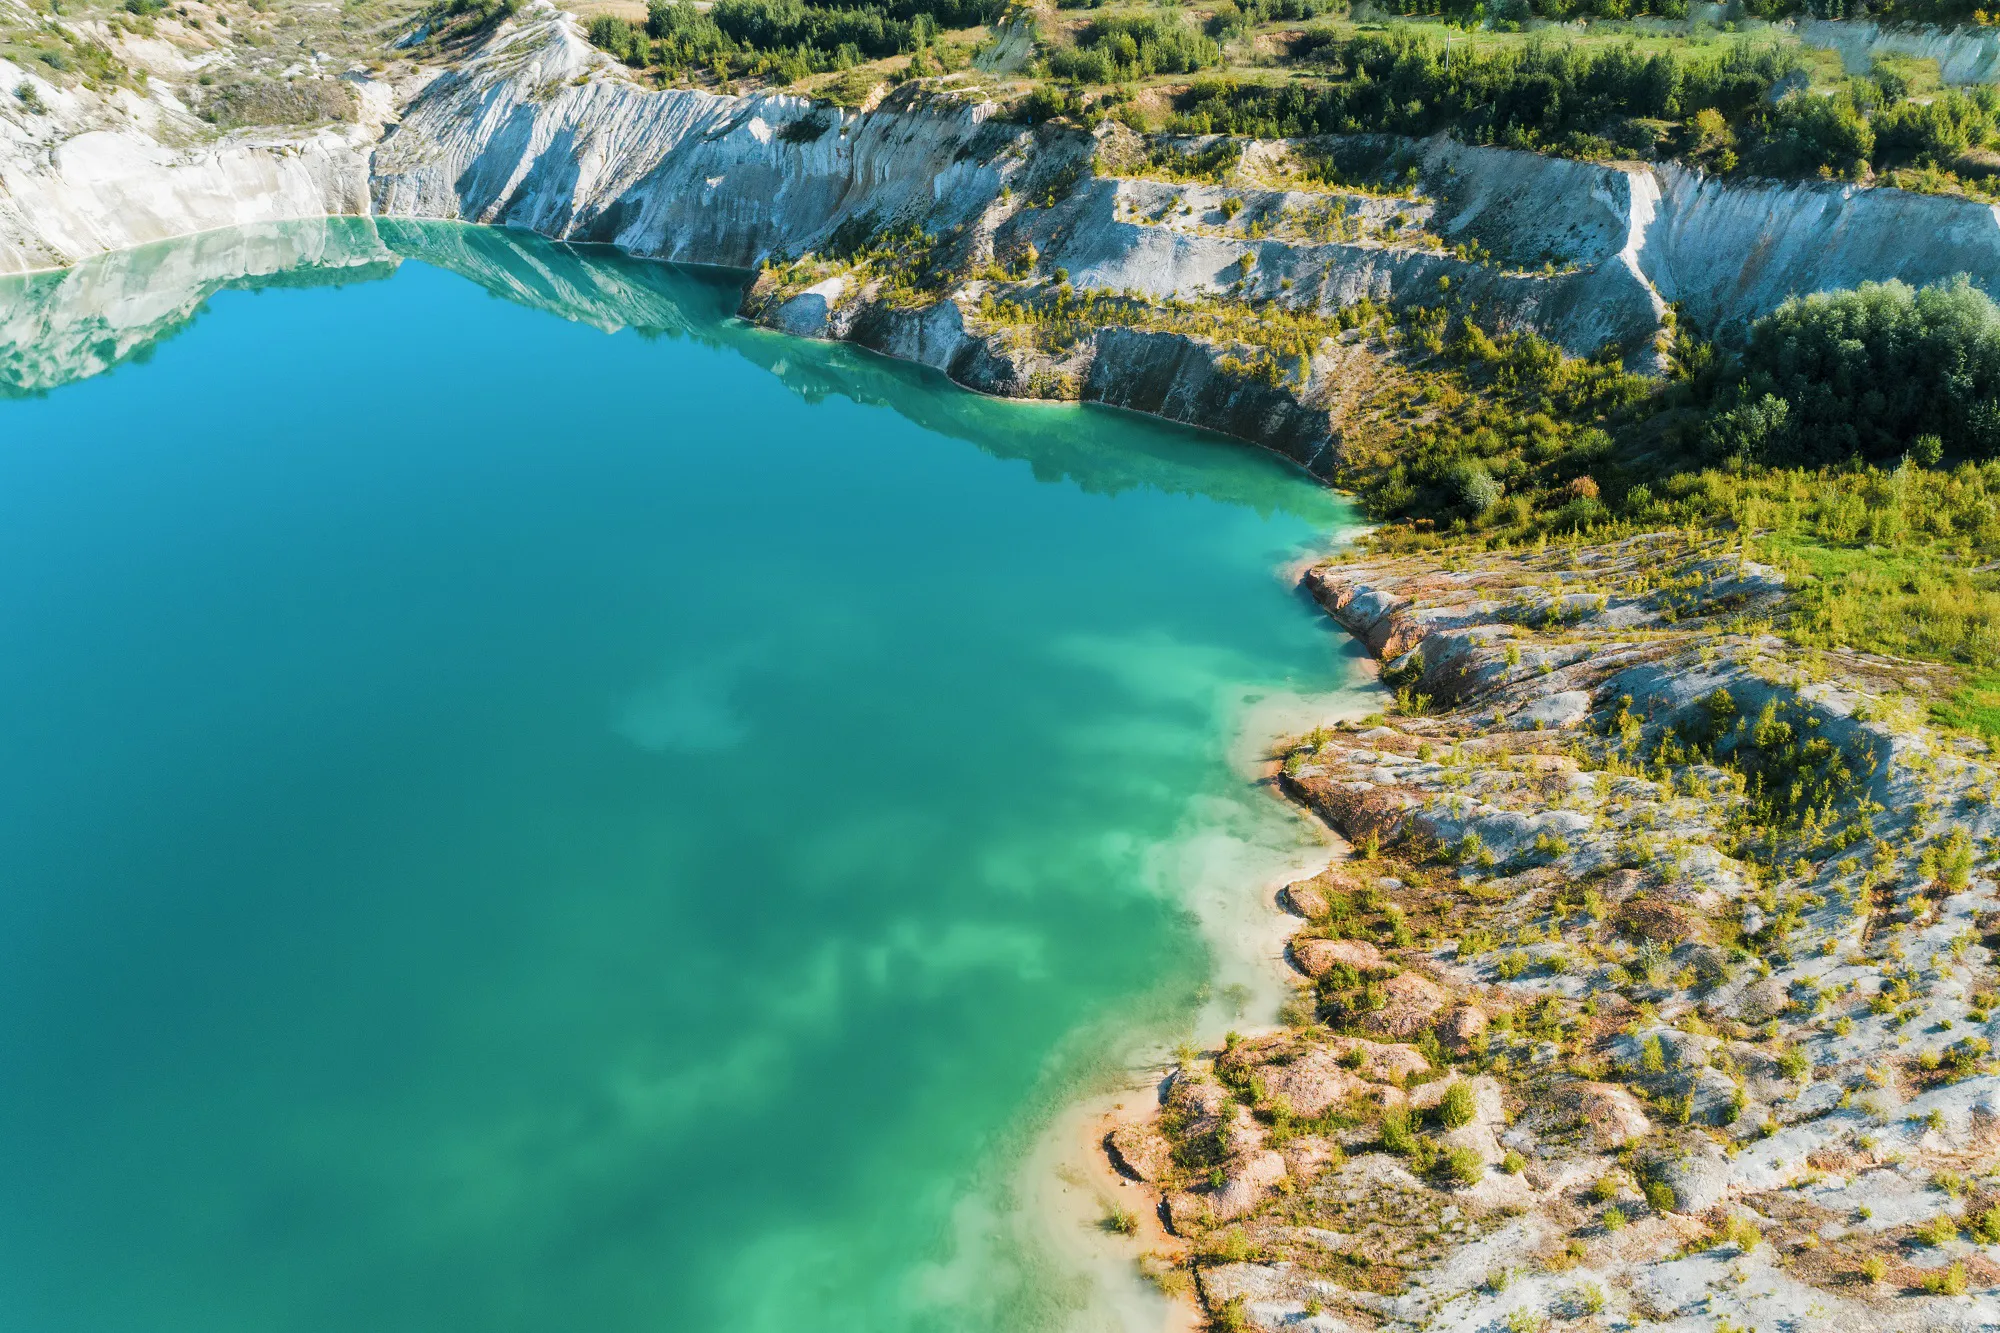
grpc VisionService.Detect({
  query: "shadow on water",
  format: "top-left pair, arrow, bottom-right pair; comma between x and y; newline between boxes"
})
0,218 -> 1340,520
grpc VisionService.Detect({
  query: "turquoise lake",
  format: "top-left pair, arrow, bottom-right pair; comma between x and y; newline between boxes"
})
0,221 -> 1368,1332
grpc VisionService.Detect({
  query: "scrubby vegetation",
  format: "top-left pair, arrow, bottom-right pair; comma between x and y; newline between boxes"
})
1043,12 -> 1221,83
416,0 -> 525,44
1380,0 -> 1992,30
199,74 -> 358,126
1349,276 -> 2000,729
0,18 -> 132,93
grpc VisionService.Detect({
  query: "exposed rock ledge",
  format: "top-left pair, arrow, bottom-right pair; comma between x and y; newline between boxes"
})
1117,533 -> 2000,1333
7,4 -> 2000,460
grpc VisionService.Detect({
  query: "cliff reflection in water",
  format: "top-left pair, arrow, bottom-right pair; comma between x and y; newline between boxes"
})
0,218 -> 1331,517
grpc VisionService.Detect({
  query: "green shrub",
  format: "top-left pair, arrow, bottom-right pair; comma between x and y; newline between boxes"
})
1019,84 -> 1080,124
1917,1214 -> 1960,1247
1923,1260 -> 1970,1296
1380,1105 -> 1418,1155
1437,1079 -> 1477,1129
603,0 -> 997,80
1444,1144 -> 1485,1186
1446,459 -> 1504,516
587,14 -> 646,62
1140,138 -> 1243,183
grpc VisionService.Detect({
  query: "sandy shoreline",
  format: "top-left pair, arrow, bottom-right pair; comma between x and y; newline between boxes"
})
1019,1080 -> 1201,1333
1021,540 -> 1383,1332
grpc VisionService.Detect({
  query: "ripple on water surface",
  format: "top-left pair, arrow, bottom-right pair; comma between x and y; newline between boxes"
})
0,221 -> 1372,1333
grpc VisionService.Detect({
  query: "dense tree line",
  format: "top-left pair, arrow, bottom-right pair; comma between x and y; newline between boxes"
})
1202,0 -> 1350,37
588,0 -> 997,79
1166,31 -> 1794,148
1043,14 -> 1221,83
1708,277 -> 2000,467
1148,30 -> 2000,180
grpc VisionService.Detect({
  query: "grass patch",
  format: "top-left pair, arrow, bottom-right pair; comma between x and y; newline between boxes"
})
1935,670 -> 2000,743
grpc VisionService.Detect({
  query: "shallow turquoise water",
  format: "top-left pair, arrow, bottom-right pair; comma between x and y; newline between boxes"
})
0,222 -> 1363,1333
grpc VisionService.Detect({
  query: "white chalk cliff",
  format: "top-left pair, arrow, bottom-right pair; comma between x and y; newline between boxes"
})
6,2 -> 2000,458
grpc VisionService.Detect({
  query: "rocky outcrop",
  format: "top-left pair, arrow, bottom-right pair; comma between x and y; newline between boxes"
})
7,5 -> 2000,330
1290,936 -> 1387,978
1125,520 -> 2000,1332
1105,1123 -> 1173,1183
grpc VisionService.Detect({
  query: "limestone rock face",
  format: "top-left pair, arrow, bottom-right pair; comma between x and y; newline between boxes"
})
6,0 -> 2000,372
1557,1080 -> 1655,1149
1166,1069 -> 1228,1121
1284,879 -> 1331,919
1291,936 -> 1387,978
1211,1150 -> 1289,1221
1254,1048 -> 1380,1118
1657,1144 -> 1730,1214
1733,977 -> 1791,1024
373,3 -> 1022,268
763,275 -> 848,338
1217,1031 -> 1426,1119
1514,690 -> 1593,730
1323,1034 -> 1429,1084
1800,15 -> 2000,84
1162,1191 -> 1211,1236
1438,1003 -> 1489,1056
1615,895 -> 1697,944
1360,971 -> 1449,1039
1106,1124 -> 1173,1183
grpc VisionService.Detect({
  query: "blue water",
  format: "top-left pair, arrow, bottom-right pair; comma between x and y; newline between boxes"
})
0,222 -> 1362,1332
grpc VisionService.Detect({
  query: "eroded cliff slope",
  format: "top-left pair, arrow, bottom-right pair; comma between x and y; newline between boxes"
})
7,0 -> 2000,469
